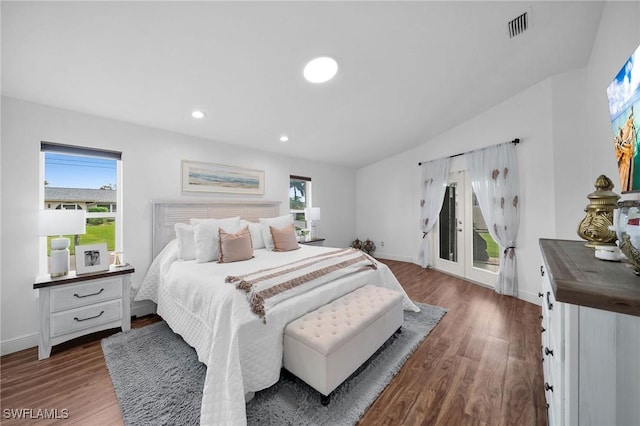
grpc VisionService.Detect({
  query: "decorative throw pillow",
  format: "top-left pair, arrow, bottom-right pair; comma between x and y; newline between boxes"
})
218,226 -> 254,263
174,223 -> 196,260
260,214 -> 294,251
191,217 -> 242,263
240,219 -> 265,249
270,223 -> 300,252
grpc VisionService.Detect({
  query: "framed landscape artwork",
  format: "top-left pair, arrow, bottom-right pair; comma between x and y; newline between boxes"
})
182,161 -> 265,195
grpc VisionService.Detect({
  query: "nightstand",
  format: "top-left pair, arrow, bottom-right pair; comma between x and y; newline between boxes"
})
33,265 -> 134,360
299,238 -> 325,247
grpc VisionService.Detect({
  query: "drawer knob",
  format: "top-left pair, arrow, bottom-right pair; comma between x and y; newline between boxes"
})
545,347 -> 554,356
74,310 -> 105,322
74,288 -> 105,299
544,382 -> 554,392
538,292 -> 544,298
541,326 -> 546,333
540,265 -> 545,276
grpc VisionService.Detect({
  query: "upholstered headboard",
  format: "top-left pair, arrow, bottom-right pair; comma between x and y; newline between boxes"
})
151,199 -> 281,257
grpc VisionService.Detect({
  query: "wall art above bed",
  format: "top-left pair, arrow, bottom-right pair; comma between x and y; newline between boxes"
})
181,160 -> 265,195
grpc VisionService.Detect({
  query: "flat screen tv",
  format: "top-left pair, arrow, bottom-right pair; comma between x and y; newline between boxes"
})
607,43 -> 640,192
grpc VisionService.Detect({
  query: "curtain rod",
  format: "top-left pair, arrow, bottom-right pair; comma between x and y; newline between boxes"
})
417,138 -> 520,166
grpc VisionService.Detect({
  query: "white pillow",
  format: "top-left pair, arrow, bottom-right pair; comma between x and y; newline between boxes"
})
174,223 -> 196,260
191,217 -> 242,263
259,214 -> 293,251
240,219 -> 265,249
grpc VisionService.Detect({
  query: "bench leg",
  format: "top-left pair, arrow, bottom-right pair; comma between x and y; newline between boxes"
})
321,394 -> 331,406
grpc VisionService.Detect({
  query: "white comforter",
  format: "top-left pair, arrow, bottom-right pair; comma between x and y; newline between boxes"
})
135,241 -> 419,425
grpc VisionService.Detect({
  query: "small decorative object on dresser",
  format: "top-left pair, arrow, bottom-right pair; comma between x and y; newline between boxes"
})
577,175 -> 620,247
362,239 -> 376,255
615,199 -> 640,273
351,238 -> 362,250
33,265 -> 134,359
75,243 -> 109,275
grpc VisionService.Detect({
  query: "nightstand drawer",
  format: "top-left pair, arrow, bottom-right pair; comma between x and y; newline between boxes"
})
51,277 -> 122,312
51,299 -> 122,337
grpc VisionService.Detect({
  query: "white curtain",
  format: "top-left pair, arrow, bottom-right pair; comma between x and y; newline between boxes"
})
416,157 -> 451,268
468,143 -> 520,296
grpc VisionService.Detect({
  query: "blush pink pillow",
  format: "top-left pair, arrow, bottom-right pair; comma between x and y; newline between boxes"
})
270,224 -> 300,252
218,226 -> 254,263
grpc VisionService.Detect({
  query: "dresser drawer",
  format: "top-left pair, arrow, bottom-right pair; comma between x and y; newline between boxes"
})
51,299 -> 122,337
51,277 -> 122,312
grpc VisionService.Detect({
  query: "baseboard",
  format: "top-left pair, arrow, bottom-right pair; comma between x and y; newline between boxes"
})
374,253 -> 416,263
1,301 -> 158,357
131,300 -> 157,318
518,289 -> 542,306
373,253 -> 542,307
1,333 -> 38,356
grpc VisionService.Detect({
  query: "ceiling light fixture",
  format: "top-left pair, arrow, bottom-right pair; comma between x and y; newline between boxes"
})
191,110 -> 205,119
303,57 -> 338,83
280,135 -> 289,143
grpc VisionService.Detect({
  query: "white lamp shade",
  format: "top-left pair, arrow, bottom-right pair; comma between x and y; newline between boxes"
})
304,207 -> 321,221
39,210 -> 86,236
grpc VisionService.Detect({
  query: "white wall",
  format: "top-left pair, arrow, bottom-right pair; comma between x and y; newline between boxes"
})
585,1 -> 640,190
357,79 -> 555,304
0,97 -> 357,354
356,1 -> 640,306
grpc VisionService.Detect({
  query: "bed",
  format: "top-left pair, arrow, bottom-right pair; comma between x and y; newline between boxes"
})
134,200 -> 419,425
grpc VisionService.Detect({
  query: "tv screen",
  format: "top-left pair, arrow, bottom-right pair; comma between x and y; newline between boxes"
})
607,43 -> 640,192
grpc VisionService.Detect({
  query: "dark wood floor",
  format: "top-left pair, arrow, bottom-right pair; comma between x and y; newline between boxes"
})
1,260 -> 546,425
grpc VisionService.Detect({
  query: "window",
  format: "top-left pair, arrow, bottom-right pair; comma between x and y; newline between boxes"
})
40,142 -> 122,274
289,175 -> 312,228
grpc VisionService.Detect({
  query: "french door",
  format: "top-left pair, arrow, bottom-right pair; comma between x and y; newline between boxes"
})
433,170 -> 498,287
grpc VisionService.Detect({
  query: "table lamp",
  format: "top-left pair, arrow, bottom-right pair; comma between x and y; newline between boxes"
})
39,210 -> 86,277
304,207 -> 321,240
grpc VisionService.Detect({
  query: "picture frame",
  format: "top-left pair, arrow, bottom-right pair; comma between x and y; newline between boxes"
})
75,243 -> 109,275
181,161 -> 265,195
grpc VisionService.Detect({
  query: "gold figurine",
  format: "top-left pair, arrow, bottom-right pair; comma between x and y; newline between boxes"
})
577,175 -> 620,247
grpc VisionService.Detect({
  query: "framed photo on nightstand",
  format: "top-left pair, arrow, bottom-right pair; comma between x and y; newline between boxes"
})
75,243 -> 109,275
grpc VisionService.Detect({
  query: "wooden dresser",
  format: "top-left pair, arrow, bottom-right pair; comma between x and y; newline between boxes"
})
539,239 -> 640,426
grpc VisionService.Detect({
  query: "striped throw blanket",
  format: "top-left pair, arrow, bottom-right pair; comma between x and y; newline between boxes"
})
226,248 -> 377,322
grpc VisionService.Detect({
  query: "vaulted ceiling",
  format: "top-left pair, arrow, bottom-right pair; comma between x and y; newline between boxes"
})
2,1 -> 604,168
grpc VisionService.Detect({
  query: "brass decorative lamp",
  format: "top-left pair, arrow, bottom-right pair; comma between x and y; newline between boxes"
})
577,175 -> 620,247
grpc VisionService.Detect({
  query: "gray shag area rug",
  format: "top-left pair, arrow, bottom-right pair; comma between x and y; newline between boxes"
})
102,302 -> 446,426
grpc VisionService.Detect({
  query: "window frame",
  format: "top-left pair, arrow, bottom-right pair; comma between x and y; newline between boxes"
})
39,142 -> 123,275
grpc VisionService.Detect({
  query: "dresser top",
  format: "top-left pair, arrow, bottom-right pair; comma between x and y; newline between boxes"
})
34,265 -> 135,289
539,239 -> 640,317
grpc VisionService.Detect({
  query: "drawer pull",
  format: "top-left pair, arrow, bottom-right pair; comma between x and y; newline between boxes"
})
546,291 -> 553,311
544,382 -> 554,392
545,347 -> 554,356
541,326 -> 546,333
540,265 -> 545,276
74,288 -> 105,299
74,310 -> 105,322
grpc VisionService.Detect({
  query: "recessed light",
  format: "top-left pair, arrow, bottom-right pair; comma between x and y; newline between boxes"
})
191,110 -> 205,119
304,57 -> 338,83
280,135 -> 289,143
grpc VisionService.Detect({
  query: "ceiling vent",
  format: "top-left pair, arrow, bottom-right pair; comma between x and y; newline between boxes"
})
508,12 -> 528,38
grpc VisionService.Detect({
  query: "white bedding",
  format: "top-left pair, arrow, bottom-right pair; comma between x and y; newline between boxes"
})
135,241 -> 419,425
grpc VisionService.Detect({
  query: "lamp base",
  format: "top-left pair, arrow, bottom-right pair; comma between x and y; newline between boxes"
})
50,247 -> 70,277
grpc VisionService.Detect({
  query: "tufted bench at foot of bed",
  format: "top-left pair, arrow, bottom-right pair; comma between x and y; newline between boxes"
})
283,284 -> 404,405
